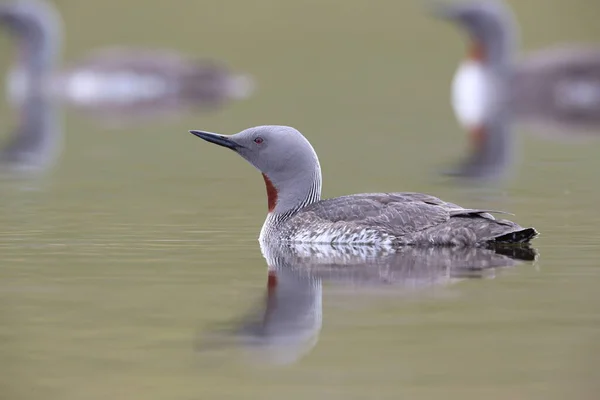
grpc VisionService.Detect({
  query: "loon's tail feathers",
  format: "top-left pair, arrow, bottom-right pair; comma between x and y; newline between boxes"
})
493,227 -> 539,244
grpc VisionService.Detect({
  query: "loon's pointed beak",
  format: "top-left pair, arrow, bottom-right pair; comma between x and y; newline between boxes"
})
189,130 -> 244,151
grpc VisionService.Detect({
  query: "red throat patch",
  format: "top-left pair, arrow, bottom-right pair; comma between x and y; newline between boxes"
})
267,270 -> 278,294
469,41 -> 485,62
470,125 -> 486,150
262,174 -> 278,213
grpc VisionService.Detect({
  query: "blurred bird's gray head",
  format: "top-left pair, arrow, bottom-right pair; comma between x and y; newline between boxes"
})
0,0 -> 62,69
0,0 -> 61,37
189,126 -> 322,212
432,0 -> 518,65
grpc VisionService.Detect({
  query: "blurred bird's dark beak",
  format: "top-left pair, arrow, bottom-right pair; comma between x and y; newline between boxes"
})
189,130 -> 244,151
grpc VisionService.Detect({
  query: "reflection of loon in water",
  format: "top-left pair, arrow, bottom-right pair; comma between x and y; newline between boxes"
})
197,241 -> 537,366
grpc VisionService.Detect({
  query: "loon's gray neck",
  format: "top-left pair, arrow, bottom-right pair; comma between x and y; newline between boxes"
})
0,1 -> 62,168
470,6 -> 518,72
260,165 -> 321,240
18,19 -> 60,78
276,168 -> 322,213
3,0 -> 62,87
259,162 -> 321,240
265,146 -> 322,216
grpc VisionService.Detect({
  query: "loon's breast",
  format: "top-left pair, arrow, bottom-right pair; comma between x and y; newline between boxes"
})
451,60 -> 492,129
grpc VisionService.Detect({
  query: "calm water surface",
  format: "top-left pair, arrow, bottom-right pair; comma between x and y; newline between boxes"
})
1,1 -> 599,399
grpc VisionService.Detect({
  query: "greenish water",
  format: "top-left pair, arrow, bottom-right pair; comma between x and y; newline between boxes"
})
1,0 -> 600,399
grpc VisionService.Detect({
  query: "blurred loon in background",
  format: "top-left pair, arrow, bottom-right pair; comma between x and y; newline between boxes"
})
0,0 -> 255,129
432,0 -> 600,180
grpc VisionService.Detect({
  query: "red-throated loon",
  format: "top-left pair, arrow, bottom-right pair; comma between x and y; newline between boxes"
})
189,125 -> 539,247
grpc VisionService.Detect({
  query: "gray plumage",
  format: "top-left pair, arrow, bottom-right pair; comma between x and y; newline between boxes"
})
276,192 -> 532,246
0,0 -> 62,173
432,0 -> 518,70
189,125 -> 539,247
511,46 -> 600,136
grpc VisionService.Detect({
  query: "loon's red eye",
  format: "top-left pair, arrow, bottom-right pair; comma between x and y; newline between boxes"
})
254,137 -> 264,144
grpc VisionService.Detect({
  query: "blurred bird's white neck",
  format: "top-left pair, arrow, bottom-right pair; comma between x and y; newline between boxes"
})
451,60 -> 492,130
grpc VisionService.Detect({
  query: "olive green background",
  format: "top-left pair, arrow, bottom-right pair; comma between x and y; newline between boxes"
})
1,0 -> 599,399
